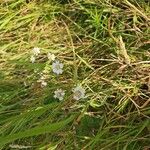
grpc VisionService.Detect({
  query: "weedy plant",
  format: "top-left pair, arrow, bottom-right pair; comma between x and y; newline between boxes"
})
0,0 -> 150,149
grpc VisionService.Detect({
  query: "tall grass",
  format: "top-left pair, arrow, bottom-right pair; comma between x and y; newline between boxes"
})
0,0 -> 150,149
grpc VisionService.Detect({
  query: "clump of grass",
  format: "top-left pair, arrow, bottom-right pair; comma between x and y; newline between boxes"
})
0,0 -> 150,149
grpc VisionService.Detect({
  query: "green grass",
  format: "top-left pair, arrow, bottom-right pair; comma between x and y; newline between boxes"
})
0,0 -> 150,149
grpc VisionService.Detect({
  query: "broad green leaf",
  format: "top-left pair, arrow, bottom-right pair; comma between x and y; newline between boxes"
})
0,115 -> 76,147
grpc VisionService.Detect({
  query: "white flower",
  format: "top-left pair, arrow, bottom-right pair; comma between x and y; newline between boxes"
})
32,47 -> 40,56
72,85 -> 85,100
47,52 -> 56,61
41,80 -> 47,87
30,55 -> 35,63
52,60 -> 64,75
54,89 -> 65,101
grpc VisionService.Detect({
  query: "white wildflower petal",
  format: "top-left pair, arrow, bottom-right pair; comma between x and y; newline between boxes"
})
52,60 -> 64,75
30,55 -> 35,63
47,52 -> 56,61
41,81 -> 47,87
59,97 -> 63,101
73,86 -> 85,100
40,76 -> 45,80
59,63 -> 64,68
32,47 -> 40,56
54,89 -> 65,101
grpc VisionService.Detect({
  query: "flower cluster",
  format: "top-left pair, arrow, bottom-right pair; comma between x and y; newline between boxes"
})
47,52 -> 55,61
54,85 -> 85,101
30,47 -> 41,63
30,47 -> 86,101
33,47 -> 40,56
52,60 -> 64,75
30,47 -> 56,64
54,89 -> 65,101
37,74 -> 47,88
72,86 -> 85,100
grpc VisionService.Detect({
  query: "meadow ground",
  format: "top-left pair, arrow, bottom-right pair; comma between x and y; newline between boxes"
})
0,0 -> 150,149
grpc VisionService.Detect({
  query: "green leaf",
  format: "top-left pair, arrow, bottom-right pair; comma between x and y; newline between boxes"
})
0,115 -> 76,147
